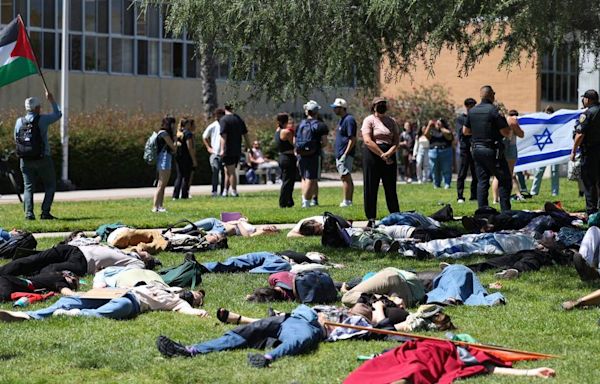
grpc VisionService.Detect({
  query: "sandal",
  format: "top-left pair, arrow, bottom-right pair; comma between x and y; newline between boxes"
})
216,308 -> 241,324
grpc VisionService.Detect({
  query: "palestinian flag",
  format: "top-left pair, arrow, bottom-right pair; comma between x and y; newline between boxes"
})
0,17 -> 38,88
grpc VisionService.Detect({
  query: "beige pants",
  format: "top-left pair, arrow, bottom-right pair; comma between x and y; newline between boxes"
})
108,228 -> 168,255
342,267 -> 413,307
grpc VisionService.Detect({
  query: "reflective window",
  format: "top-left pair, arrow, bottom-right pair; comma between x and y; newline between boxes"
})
85,36 -> 95,70
97,0 -> 108,33
43,0 -> 55,29
43,32 -> 55,69
30,0 -> 42,27
1,0 -> 14,25
186,44 -> 198,78
137,40 -> 147,75
173,42 -> 183,77
148,41 -> 159,75
70,0 -> 82,31
162,42 -> 173,76
84,0 -> 95,32
71,35 -> 82,70
541,45 -> 579,104
111,0 -> 122,34
97,36 -> 108,71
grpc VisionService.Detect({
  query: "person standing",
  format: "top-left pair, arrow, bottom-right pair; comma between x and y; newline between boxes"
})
275,113 -> 296,208
152,116 -> 177,212
455,98 -> 477,203
530,105 -> 560,197
220,104 -> 251,197
425,119 -> 454,189
173,118 -> 198,200
14,91 -> 62,220
296,100 -> 329,208
412,126 -> 430,184
331,98 -> 357,207
361,97 -> 400,227
398,122 -> 415,183
202,108 -> 226,197
463,85 -> 512,211
571,89 -> 600,214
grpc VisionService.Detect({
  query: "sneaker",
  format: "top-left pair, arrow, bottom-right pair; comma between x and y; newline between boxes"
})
365,219 -> 376,229
309,199 -> 318,207
339,200 -> 353,207
211,192 -> 218,197
495,268 -> 519,279
457,198 -> 465,204
444,184 -> 451,189
25,215 -> 35,221
52,308 -> 81,317
229,190 -> 239,197
40,213 -> 56,220
301,200 -> 310,208
222,190 -> 228,197
573,252 -> 600,281
406,178 -> 413,184
0,310 -> 31,322
387,240 -> 400,253
156,336 -> 194,358
373,239 -> 383,252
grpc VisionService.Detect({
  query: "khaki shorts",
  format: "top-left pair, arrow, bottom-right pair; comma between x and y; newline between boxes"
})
336,155 -> 354,176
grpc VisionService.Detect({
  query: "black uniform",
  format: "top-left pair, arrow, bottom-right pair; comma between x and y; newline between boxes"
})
464,100 -> 511,211
577,102 -> 600,214
455,113 -> 478,201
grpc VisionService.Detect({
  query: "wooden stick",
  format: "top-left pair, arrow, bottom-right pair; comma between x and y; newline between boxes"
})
324,321 -> 559,359
17,14 -> 49,93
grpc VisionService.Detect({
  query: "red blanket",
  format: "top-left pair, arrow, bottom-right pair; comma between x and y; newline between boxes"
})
344,339 -> 510,384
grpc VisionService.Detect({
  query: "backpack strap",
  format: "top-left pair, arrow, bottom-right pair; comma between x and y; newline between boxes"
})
162,219 -> 198,235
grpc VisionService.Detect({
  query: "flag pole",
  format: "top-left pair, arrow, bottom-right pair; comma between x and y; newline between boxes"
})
16,14 -> 48,93
59,0 -> 70,185
323,321 -> 558,360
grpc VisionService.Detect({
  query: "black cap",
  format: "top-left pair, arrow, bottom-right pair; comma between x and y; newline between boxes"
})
581,89 -> 599,101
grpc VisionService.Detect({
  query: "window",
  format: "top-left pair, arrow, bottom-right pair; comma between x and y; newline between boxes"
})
15,0 -> 26,24
71,0 -> 82,31
30,0 -> 42,27
30,31 -> 41,64
111,0 -> 122,34
541,45 -> 579,104
136,4 -> 146,36
186,44 -> 198,78
122,38 -> 134,73
147,5 -> 159,38
43,0 -> 55,29
173,42 -> 183,77
1,0 -> 13,24
137,40 -> 147,75
43,32 -> 55,70
97,0 -> 108,33
217,59 -> 229,79
162,42 -> 173,76
85,0 -> 95,32
97,37 -> 108,71
85,36 -> 95,70
71,35 -> 82,70
148,41 -> 159,75
123,0 -> 134,35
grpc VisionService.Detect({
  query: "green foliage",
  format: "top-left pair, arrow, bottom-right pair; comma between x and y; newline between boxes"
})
143,0 -> 600,101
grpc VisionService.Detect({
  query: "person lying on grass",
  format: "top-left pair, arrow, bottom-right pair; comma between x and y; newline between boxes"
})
0,281 -> 206,322
0,270 -> 80,302
182,217 -> 279,237
199,250 -> 337,274
562,288 -> 600,311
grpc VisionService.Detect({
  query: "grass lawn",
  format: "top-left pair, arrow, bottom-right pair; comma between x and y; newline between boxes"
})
0,180 -> 598,383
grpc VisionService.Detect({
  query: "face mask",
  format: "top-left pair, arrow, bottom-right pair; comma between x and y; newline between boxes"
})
375,104 -> 387,114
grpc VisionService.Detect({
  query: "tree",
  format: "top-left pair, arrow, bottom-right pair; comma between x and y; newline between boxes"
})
144,0 -> 600,102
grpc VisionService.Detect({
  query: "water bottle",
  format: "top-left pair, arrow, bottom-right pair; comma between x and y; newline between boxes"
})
13,297 -> 29,307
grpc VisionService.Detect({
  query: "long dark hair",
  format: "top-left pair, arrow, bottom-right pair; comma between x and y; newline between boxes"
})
246,287 -> 284,302
276,113 -> 289,129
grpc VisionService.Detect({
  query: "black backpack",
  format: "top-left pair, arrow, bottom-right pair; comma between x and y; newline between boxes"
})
15,115 -> 43,159
321,212 -> 352,248
295,119 -> 319,156
293,270 -> 338,304
0,232 -> 37,259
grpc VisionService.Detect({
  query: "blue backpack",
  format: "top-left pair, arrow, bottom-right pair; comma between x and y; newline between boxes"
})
295,119 -> 319,156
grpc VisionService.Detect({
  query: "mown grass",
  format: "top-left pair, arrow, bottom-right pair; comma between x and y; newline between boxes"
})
0,180 -> 598,383
0,180 -> 587,232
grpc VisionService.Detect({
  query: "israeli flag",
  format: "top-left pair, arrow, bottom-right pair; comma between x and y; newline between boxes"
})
514,109 -> 583,172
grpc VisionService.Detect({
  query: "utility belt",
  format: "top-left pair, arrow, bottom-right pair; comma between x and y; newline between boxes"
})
472,140 -> 505,160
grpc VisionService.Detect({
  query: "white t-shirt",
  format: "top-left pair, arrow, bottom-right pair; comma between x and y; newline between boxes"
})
291,216 -> 325,234
379,225 -> 416,239
202,120 -> 222,154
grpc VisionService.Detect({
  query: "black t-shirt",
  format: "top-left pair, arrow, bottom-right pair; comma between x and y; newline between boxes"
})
579,103 -> 600,148
176,130 -> 194,162
219,113 -> 248,157
464,101 -> 508,145
455,113 -> 471,148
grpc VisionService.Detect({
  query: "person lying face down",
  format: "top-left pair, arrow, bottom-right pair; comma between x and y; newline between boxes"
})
0,281 -> 207,322
0,270 -> 80,302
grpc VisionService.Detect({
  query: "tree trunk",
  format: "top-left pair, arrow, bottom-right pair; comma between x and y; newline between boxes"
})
199,41 -> 218,120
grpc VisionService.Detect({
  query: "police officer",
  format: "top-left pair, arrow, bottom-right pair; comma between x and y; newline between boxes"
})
463,85 -> 512,211
571,89 -> 600,214
456,97 -> 477,203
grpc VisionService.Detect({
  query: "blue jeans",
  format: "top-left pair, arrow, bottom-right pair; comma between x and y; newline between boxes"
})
428,147 -> 452,187
26,294 -> 140,320
202,252 -> 291,273
20,155 -> 56,218
190,331 -> 248,354
189,218 -> 227,235
531,165 -> 559,195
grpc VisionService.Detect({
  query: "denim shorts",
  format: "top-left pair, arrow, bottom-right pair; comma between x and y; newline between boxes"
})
156,150 -> 172,171
336,155 -> 354,176
504,143 -> 518,160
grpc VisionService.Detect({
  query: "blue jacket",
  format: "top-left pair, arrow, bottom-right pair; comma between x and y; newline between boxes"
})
267,304 -> 325,360
14,102 -> 62,157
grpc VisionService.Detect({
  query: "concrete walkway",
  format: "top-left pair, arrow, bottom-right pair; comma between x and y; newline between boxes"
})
0,172 -> 366,204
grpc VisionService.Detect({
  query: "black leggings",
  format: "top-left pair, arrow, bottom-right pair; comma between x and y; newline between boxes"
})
173,159 -> 193,199
278,153 -> 297,208
362,145 -> 399,220
0,245 -> 87,277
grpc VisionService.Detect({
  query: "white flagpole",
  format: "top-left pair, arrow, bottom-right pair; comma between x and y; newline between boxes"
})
60,0 -> 69,184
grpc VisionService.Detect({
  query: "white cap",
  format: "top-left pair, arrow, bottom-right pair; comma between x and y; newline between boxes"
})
330,98 -> 347,108
303,100 -> 321,112
25,97 -> 40,111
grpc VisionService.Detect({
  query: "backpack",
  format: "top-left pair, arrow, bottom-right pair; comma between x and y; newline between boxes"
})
295,119 -> 319,156
0,231 -> 37,259
321,212 -> 352,248
15,115 -> 43,159
293,270 -> 338,304
158,253 -> 203,289
143,131 -> 162,164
